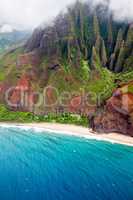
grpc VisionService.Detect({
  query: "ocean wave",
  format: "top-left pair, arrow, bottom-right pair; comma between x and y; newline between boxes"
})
0,123 -> 119,145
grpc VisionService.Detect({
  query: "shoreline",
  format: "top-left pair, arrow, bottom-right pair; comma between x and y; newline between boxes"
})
0,122 -> 133,147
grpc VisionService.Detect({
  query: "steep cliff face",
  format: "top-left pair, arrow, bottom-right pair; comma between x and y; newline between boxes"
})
25,2 -> 133,73
0,1 -> 132,122
92,82 -> 133,136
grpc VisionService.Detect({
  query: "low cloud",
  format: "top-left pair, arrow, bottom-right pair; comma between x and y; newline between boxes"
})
94,0 -> 133,22
0,0 -> 132,30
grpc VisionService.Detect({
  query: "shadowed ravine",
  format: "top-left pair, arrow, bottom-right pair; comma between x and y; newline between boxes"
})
0,126 -> 133,200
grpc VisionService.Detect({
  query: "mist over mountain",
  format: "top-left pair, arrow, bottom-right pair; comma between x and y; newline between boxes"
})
0,0 -> 132,134
0,0 -> 133,30
0,24 -> 14,33
25,1 -> 132,73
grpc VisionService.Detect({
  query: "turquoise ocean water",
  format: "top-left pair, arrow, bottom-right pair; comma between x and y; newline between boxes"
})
0,126 -> 133,200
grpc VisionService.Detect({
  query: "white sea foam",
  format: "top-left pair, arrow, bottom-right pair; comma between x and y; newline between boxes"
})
0,123 -> 130,146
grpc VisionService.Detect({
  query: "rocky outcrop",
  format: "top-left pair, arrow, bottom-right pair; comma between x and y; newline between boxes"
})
8,74 -> 35,111
92,82 -> 133,136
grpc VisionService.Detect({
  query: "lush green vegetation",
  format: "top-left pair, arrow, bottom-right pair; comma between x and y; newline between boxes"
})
0,105 -> 88,127
0,1 -> 132,121
115,71 -> 133,84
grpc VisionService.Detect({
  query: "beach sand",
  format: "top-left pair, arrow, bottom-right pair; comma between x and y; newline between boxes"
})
0,122 -> 133,147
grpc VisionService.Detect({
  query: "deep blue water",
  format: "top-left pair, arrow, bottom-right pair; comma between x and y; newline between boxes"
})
0,126 -> 133,200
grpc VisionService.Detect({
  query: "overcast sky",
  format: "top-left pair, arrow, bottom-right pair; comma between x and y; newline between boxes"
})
0,0 -> 133,30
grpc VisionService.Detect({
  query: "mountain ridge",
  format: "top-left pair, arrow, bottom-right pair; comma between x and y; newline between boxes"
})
0,0 -> 132,135
0,29 -> 31,54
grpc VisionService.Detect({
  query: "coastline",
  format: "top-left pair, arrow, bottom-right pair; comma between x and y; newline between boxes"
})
0,122 -> 133,147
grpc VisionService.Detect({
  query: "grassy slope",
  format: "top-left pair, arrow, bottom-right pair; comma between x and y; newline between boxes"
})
0,48 -> 133,125
0,48 -> 24,82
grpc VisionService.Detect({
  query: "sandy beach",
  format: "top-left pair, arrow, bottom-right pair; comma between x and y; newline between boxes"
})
0,122 -> 133,147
